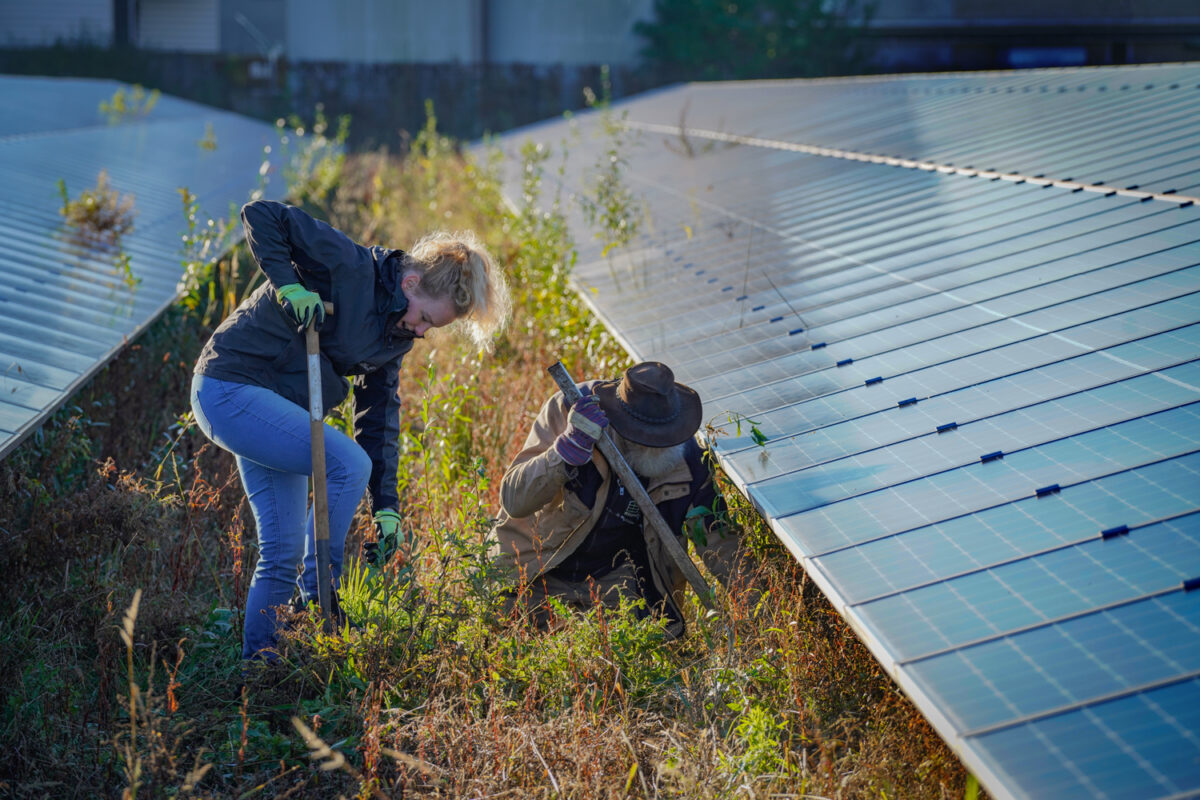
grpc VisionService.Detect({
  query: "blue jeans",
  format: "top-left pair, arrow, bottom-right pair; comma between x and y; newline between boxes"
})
190,374 -> 371,659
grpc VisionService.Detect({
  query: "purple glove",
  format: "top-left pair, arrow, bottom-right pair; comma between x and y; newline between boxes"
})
553,393 -> 609,466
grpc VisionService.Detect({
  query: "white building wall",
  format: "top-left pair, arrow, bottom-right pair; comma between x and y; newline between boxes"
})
286,0 -> 478,63
487,0 -> 655,65
0,0 -> 113,46
138,0 -> 219,52
220,0 -> 287,57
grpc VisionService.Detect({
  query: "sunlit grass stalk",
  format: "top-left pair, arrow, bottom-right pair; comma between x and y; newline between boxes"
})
120,589 -> 143,799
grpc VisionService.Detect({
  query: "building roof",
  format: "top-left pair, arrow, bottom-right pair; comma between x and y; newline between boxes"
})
0,75 -> 284,461
488,63 -> 1200,800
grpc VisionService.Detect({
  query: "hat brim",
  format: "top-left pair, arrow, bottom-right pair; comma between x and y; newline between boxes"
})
593,378 -> 703,448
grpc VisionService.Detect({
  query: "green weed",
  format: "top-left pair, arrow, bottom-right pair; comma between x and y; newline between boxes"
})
113,251 -> 141,288
99,84 -> 159,124
55,170 -> 142,289
197,122 -> 218,151
722,701 -> 790,776
279,104 -> 351,218
578,66 -> 644,258
175,186 -> 252,328
57,170 -> 136,246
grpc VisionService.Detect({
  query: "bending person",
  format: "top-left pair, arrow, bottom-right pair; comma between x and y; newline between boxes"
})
489,362 -> 748,638
192,199 -> 509,660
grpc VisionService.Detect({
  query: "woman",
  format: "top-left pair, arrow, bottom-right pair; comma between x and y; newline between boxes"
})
191,199 -> 509,660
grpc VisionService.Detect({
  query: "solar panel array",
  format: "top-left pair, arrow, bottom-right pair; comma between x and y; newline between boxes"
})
0,75 -> 287,461
488,64 -> 1200,800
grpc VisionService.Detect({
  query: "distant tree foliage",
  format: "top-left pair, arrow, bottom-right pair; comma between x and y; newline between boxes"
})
635,0 -> 872,80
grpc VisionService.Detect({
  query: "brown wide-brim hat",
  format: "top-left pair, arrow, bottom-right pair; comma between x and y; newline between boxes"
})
593,362 -> 703,447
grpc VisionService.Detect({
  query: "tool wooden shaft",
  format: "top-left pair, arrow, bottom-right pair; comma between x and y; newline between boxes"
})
306,301 -> 336,633
548,361 -> 715,609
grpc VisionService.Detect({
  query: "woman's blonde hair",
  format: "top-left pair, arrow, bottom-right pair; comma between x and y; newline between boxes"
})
404,230 -> 510,351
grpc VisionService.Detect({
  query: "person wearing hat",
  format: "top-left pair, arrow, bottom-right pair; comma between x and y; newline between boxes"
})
489,362 -> 745,637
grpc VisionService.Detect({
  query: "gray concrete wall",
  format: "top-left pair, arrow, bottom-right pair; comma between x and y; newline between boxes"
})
285,0 -> 480,63
229,0 -> 652,65
487,0 -> 655,65
139,0 -> 219,53
0,0 -> 112,46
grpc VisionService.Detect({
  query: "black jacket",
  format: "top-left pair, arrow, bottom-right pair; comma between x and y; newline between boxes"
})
194,200 -> 415,511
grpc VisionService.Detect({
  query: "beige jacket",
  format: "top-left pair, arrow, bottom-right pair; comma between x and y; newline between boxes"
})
488,386 -> 742,629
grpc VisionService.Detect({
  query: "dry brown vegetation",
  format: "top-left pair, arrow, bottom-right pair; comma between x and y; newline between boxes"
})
0,110 -> 976,799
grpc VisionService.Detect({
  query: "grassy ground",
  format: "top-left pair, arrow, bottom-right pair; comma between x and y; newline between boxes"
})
0,112 -> 976,799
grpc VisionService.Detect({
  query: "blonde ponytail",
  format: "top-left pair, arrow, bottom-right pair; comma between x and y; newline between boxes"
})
406,230 -> 511,351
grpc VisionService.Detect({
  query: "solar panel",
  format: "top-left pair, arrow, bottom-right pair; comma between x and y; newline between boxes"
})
486,63 -> 1200,800
0,76 -> 288,461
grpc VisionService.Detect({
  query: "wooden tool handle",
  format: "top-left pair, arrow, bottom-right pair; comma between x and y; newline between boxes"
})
306,312 -> 335,633
548,360 -> 715,610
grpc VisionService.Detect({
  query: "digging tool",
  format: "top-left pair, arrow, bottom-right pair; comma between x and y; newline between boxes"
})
306,301 -> 336,634
548,360 -> 716,610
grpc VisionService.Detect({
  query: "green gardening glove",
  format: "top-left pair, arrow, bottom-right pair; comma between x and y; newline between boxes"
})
367,509 -> 410,568
276,283 -> 325,328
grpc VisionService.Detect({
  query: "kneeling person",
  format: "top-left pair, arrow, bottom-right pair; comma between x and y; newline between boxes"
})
489,362 -> 743,637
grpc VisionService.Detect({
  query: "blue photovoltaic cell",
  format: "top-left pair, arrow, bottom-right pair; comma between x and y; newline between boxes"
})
689,257 -> 1200,386
708,302 -> 1200,450
725,330 -> 1200,481
488,64 -> 1200,800
973,678 -> 1200,800
684,264 -> 1200,399
619,185 -> 1193,355
722,315 -> 1200,453
859,514 -> 1200,661
670,234 -> 1196,375
778,403 -> 1200,556
753,364 -> 1200,519
816,453 -> 1200,605
905,579 -> 1200,731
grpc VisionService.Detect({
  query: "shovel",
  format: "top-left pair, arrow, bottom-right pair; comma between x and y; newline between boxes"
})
306,301 -> 336,633
548,360 -> 715,610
